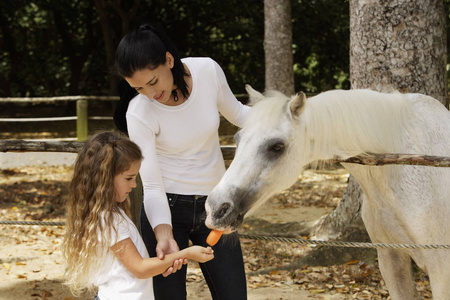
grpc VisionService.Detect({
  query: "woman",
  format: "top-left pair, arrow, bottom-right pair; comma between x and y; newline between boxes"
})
114,23 -> 250,299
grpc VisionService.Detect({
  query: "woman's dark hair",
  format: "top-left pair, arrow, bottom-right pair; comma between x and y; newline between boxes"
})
115,23 -> 189,98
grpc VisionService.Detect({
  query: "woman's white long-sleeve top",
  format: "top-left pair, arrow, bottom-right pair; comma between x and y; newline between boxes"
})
126,57 -> 251,228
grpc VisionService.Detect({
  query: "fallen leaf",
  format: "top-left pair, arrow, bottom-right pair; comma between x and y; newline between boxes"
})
43,290 -> 53,297
309,289 -> 326,293
269,270 -> 279,275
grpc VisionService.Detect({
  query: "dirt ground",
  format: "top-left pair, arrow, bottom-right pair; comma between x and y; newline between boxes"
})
0,165 -> 433,300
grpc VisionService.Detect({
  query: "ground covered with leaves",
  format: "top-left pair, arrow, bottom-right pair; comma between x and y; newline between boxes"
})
0,165 -> 433,299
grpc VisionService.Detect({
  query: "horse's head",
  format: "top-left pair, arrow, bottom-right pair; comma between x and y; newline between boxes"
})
205,85 -> 309,232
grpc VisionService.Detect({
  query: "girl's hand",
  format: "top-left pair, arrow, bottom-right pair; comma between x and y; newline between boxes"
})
156,238 -> 186,277
187,246 -> 214,263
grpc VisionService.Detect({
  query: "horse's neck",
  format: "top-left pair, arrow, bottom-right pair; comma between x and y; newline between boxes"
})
301,90 -> 413,163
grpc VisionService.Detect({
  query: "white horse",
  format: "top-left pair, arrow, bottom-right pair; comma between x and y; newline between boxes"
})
205,85 -> 450,300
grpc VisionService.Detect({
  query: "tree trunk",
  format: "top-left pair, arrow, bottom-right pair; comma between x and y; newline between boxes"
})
350,0 -> 447,106
94,0 -> 141,95
0,10 -> 20,96
94,0 -> 117,95
264,0 -> 295,96
313,0 -> 447,245
110,0 -> 142,37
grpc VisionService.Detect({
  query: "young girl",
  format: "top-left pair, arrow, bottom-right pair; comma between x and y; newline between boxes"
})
61,131 -> 214,299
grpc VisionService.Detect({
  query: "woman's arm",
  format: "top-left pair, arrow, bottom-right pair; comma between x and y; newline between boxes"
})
126,114 -> 172,228
212,59 -> 251,127
126,107 -> 186,276
111,238 -> 214,279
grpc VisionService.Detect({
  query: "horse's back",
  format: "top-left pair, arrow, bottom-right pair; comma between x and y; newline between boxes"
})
345,91 -> 450,245
405,93 -> 450,156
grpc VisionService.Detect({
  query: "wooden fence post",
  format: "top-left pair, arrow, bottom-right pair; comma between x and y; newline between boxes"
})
76,100 -> 88,141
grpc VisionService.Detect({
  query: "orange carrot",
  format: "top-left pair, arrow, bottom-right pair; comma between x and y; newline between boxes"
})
206,230 -> 223,246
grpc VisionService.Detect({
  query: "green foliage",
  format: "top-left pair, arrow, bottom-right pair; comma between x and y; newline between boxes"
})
292,0 -> 350,93
139,0 -> 265,93
10,0 -> 449,97
0,0 -> 101,96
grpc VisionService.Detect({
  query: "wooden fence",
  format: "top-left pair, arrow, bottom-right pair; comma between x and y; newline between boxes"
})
0,94 -> 248,141
0,96 -> 119,141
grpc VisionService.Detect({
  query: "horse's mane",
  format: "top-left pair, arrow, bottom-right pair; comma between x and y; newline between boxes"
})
245,89 -> 415,166
303,89 -> 413,162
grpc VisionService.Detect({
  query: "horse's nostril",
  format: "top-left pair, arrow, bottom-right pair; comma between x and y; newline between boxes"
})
230,213 -> 245,228
214,203 -> 231,220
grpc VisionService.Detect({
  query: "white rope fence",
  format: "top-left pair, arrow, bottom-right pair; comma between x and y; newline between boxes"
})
0,220 -> 65,226
1,220 -> 449,250
238,234 -> 450,250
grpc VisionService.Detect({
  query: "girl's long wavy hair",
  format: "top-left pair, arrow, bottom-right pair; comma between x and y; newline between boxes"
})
61,131 -> 143,296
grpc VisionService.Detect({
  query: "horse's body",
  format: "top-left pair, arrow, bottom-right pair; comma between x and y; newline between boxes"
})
205,86 -> 450,299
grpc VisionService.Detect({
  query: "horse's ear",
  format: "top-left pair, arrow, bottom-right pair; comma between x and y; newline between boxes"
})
289,92 -> 307,117
245,84 -> 264,105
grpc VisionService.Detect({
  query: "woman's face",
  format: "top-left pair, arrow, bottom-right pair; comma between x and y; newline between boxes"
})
125,52 -> 177,106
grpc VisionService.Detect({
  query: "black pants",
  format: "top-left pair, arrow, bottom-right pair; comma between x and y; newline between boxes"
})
140,194 -> 247,300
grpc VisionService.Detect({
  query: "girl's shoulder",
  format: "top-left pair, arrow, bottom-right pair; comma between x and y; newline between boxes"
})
114,208 -> 132,224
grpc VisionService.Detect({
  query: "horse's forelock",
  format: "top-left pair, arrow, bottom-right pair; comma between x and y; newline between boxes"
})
245,92 -> 289,129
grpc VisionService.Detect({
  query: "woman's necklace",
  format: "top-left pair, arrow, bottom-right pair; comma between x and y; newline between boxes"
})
172,89 -> 179,102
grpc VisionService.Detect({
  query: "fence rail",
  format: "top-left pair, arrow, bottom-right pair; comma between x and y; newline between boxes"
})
0,116 -> 79,122
2,139 -> 450,168
0,95 -> 119,103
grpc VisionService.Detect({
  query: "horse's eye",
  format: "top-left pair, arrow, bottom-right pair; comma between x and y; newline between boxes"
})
270,143 -> 285,152
262,138 -> 286,158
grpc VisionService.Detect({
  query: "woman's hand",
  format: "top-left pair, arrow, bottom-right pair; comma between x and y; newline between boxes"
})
154,224 -> 187,277
156,238 -> 187,276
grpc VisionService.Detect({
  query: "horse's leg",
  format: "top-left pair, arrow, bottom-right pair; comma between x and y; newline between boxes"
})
426,258 -> 450,300
377,249 -> 419,300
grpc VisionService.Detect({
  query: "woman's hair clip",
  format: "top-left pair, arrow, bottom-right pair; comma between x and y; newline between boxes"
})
110,140 -> 117,148
139,24 -> 152,31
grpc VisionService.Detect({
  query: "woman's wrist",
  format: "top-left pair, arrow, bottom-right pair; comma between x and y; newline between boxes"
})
153,224 -> 174,241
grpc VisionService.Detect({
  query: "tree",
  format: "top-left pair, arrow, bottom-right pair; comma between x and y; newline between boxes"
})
0,0 -> 353,97
49,1 -> 97,95
291,0 -> 350,93
94,0 -> 141,95
313,0 -> 447,256
264,0 -> 295,95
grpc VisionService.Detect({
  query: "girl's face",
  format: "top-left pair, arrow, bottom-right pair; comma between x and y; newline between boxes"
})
114,160 -> 141,203
125,52 -> 177,106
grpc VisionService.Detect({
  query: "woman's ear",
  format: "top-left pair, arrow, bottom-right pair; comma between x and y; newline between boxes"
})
166,52 -> 174,68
